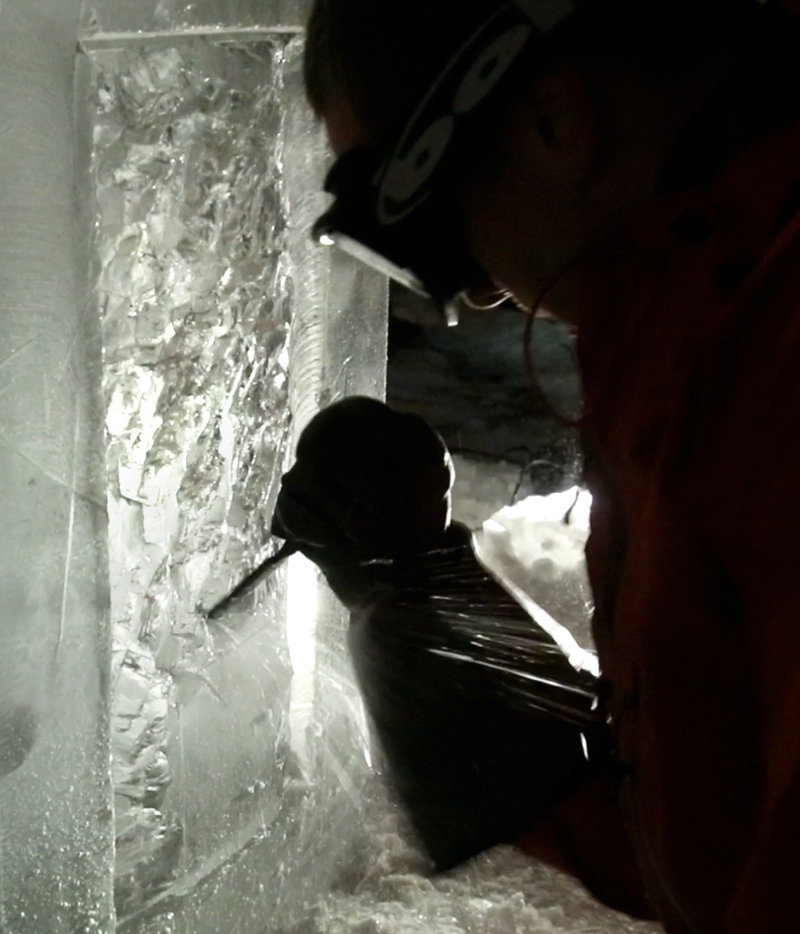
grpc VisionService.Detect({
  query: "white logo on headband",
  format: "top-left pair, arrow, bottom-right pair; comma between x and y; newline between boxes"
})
378,21 -> 533,225
454,24 -> 532,113
376,1 -> 576,225
380,116 -> 457,207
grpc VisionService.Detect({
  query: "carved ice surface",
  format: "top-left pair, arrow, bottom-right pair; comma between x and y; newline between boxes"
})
91,40 -> 293,624
86,36 -> 380,931
474,488 -> 596,651
90,36 -> 293,921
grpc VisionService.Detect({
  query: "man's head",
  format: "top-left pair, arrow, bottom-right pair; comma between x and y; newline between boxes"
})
305,0 -> 754,321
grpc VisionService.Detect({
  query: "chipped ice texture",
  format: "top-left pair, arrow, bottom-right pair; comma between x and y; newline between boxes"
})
90,38 -> 293,922
91,40 -> 293,641
88,36 -> 384,930
79,0 -> 312,38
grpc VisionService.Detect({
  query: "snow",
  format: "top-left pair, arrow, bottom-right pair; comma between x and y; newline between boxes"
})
295,779 -> 659,934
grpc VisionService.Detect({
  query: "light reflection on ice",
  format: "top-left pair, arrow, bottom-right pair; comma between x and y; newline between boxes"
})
89,37 -> 296,916
86,31 -> 384,930
286,553 -> 319,775
474,488 -> 596,652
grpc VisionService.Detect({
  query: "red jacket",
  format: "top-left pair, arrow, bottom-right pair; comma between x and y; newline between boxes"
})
578,114 -> 800,932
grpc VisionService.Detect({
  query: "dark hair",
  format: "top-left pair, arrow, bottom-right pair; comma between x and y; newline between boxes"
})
304,0 -> 504,141
304,0 -> 759,142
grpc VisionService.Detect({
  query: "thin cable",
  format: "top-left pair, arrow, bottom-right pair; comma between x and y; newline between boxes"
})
459,286 -> 514,310
522,255 -> 590,428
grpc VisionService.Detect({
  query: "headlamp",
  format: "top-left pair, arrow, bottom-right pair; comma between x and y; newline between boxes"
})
312,0 -> 579,319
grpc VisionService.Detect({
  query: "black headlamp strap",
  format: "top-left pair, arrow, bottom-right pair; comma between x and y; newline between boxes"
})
374,0 -> 577,226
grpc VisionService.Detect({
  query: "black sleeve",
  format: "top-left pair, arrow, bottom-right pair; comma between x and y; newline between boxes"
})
330,525 -> 607,871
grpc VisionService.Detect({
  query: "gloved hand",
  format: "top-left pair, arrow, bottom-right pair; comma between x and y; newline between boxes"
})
272,395 -> 454,565
208,398 -> 455,617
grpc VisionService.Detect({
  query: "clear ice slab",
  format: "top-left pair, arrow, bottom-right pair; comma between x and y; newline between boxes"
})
85,31 -> 386,931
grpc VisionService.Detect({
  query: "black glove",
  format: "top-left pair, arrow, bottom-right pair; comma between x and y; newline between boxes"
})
272,396 -> 455,604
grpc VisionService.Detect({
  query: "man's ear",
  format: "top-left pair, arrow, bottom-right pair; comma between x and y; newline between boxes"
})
513,68 -> 600,180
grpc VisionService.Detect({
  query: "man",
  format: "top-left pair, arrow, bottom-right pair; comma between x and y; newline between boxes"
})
276,1 -> 800,930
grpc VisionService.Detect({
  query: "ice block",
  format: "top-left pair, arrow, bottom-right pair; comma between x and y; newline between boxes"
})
83,24 -> 386,932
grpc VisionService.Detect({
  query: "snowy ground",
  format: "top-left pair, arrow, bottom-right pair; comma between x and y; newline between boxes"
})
290,778 -> 660,934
